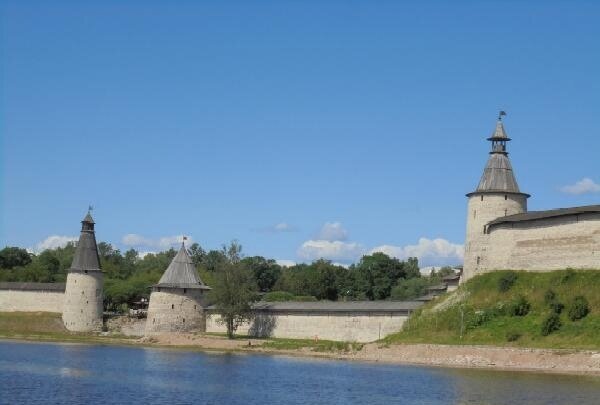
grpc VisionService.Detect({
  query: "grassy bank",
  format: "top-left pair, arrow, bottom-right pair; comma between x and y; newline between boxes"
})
385,270 -> 600,349
0,312 -> 134,344
0,312 -> 362,354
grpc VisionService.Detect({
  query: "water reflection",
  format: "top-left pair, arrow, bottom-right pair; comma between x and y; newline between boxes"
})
1,340 -> 600,405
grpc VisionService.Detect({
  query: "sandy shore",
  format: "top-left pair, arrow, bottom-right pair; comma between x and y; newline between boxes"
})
143,333 -> 600,376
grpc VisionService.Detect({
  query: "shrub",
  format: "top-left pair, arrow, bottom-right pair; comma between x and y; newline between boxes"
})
550,301 -> 565,315
468,310 -> 491,328
506,331 -> 521,342
541,313 -> 562,336
544,289 -> 556,305
492,301 -> 508,316
508,296 -> 530,317
293,295 -> 318,302
560,269 -> 576,284
498,272 -> 518,292
568,296 -> 590,321
263,291 -> 294,302
544,289 -> 564,314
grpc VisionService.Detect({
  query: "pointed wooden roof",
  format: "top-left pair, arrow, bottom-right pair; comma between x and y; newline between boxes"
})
155,243 -> 210,290
69,211 -> 102,272
468,117 -> 530,197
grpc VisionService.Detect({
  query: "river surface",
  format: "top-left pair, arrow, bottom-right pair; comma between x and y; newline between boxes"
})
1,340 -> 600,404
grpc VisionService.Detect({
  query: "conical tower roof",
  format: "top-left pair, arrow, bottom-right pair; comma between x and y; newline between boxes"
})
69,211 -> 102,272
155,243 -> 210,290
468,115 -> 529,197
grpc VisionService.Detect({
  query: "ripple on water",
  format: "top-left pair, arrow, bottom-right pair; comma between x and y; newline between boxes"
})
1,340 -> 600,405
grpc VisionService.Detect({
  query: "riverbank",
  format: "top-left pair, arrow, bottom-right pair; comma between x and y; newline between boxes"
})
2,312 -> 600,376
3,330 -> 600,376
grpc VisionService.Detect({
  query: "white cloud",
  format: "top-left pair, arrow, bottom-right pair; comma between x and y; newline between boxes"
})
122,234 -> 152,246
254,222 -> 298,233
370,237 -> 464,268
317,222 -> 348,241
28,235 -> 78,253
266,222 -> 296,232
560,178 -> 600,195
276,259 -> 296,267
137,251 -> 157,259
297,240 -> 364,262
122,234 -> 193,250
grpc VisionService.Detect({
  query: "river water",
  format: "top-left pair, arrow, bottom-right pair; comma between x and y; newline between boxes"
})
1,340 -> 600,404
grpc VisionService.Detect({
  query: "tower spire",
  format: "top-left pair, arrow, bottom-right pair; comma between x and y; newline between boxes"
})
468,114 -> 529,196
487,111 -> 511,155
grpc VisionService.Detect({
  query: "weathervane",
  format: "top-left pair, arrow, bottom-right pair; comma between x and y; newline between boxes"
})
498,110 -> 507,121
88,204 -> 94,213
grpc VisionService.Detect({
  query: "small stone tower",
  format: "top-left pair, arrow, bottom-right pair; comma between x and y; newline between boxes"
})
62,211 -> 104,332
145,241 -> 211,335
463,115 -> 530,281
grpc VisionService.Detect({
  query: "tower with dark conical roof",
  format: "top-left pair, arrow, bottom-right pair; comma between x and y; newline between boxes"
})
463,115 -> 530,281
62,210 -> 104,332
145,240 -> 211,335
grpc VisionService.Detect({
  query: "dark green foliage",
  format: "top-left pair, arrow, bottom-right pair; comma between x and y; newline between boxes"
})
391,277 -> 429,300
568,295 -> 590,321
559,268 -> 576,284
0,247 -> 32,269
541,313 -> 562,336
242,256 -> 281,292
351,254 -> 420,300
549,301 -> 564,314
262,291 -> 317,302
292,295 -> 318,302
508,295 -> 530,317
468,310 -> 491,328
497,271 -> 518,292
210,242 -> 259,339
544,289 -> 556,305
263,291 -> 294,302
543,289 -> 564,314
506,331 -> 521,342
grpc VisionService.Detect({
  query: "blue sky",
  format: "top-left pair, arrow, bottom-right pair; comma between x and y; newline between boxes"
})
1,1 -> 599,267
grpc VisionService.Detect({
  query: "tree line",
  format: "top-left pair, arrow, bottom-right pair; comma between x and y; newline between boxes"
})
0,242 -> 456,311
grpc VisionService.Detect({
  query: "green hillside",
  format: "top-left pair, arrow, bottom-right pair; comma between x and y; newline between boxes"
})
385,270 -> 600,349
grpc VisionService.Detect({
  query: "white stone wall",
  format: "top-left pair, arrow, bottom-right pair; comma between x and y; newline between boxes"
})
206,311 -> 409,343
145,288 -> 207,335
0,290 -> 64,313
464,193 -> 527,281
62,271 -> 104,332
479,212 -> 600,273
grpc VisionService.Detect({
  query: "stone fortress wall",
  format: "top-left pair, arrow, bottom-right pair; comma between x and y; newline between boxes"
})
0,285 -> 64,313
145,288 -> 207,335
205,311 -> 411,343
482,212 -> 600,272
62,271 -> 104,332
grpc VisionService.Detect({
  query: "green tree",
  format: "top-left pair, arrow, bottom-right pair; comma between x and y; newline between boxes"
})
352,253 -> 418,300
0,247 -> 32,269
188,243 -> 206,266
241,256 -> 282,292
391,277 -> 429,300
210,242 -> 258,338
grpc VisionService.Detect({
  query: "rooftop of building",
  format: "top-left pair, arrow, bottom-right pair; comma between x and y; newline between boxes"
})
154,242 -> 211,290
208,300 -> 423,314
488,204 -> 600,227
468,117 -> 529,198
70,211 -> 102,272
0,282 -> 66,292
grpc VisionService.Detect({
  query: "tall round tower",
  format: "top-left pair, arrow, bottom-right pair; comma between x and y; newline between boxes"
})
463,114 -> 530,281
62,211 -> 104,332
145,241 -> 211,335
